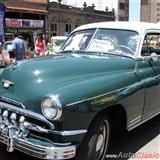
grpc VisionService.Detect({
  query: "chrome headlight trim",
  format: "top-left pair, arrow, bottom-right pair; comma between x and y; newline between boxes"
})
41,94 -> 62,121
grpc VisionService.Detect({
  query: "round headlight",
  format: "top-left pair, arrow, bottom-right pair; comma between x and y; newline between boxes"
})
41,95 -> 62,120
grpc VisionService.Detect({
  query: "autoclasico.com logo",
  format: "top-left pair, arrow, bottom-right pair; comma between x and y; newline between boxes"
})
106,152 -> 160,159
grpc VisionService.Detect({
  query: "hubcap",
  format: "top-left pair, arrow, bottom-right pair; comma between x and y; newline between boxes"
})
96,120 -> 109,160
96,133 -> 104,152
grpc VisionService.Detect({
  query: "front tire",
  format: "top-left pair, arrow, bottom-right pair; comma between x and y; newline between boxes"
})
75,115 -> 110,160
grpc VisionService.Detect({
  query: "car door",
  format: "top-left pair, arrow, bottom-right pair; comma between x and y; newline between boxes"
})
140,31 -> 160,120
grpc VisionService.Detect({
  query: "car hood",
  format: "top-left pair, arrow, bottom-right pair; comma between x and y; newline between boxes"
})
0,53 -> 136,113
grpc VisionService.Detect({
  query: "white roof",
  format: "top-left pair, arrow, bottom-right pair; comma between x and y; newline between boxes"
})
51,36 -> 67,40
74,21 -> 160,34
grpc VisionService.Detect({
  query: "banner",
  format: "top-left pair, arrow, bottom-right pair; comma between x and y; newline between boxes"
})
6,18 -> 44,28
0,3 -> 5,43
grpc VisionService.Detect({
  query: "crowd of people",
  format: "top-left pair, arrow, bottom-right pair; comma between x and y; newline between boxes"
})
0,32 -> 58,66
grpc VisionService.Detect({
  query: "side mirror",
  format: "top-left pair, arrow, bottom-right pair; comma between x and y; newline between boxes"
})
150,52 -> 158,61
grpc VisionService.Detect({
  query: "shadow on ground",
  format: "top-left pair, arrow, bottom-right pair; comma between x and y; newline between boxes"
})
0,115 -> 159,160
107,115 -> 160,160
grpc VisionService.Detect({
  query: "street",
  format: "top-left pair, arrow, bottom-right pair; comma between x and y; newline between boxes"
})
0,115 -> 159,160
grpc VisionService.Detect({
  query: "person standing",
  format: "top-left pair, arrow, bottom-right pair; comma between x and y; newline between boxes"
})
12,34 -> 25,60
35,33 -> 46,56
0,42 -> 5,65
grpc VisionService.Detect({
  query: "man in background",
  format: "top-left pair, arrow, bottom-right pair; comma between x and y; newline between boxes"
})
12,34 -> 25,60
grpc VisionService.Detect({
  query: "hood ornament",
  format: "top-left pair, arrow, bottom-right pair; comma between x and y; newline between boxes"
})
2,80 -> 14,89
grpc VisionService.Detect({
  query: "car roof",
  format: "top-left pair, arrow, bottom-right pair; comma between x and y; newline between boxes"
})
51,36 -> 67,40
74,21 -> 160,34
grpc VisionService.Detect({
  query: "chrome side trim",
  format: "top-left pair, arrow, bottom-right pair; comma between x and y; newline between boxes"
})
129,116 -> 142,127
66,86 -> 128,106
128,112 -> 160,131
66,74 -> 160,107
0,101 -> 54,129
51,129 -> 87,136
130,116 -> 142,123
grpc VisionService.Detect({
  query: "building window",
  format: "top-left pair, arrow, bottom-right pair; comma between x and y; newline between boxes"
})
65,24 -> 72,33
119,2 -> 126,10
51,23 -> 57,36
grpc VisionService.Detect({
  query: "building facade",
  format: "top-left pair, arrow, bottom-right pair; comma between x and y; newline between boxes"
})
141,0 -> 160,23
0,0 -> 48,42
48,1 -> 115,36
117,0 -> 129,21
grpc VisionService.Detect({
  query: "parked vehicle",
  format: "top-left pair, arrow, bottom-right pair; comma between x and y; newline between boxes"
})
2,40 -> 13,53
0,22 -> 160,160
0,41 -> 11,69
46,36 -> 67,55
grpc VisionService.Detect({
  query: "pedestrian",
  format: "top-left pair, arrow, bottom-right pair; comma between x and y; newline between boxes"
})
24,36 -> 30,58
12,33 -> 25,60
0,42 -> 5,66
1,46 -> 15,66
46,37 -> 53,55
35,33 -> 46,56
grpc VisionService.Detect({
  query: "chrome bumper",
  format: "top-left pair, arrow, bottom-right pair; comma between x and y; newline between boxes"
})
0,132 -> 76,159
0,106 -> 76,159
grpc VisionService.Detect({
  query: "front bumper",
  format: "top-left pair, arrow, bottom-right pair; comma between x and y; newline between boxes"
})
0,99 -> 76,160
0,132 -> 76,160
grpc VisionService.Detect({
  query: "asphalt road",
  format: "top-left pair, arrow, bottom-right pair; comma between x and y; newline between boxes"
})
0,115 -> 159,160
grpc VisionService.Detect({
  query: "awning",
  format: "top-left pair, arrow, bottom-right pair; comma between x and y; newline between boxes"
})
5,6 -> 48,14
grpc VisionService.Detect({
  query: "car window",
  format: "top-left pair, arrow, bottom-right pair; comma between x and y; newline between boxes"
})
61,29 -> 139,56
141,33 -> 160,56
55,39 -> 65,46
62,29 -> 95,51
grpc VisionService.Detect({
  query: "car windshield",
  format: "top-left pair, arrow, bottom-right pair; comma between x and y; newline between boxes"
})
3,42 -> 13,51
55,39 -> 66,46
60,29 -> 139,57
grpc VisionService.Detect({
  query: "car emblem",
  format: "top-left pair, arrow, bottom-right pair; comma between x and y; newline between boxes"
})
2,80 -> 14,89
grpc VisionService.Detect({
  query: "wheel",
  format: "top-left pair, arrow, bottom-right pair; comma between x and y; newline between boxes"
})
119,45 -> 134,54
75,115 -> 110,160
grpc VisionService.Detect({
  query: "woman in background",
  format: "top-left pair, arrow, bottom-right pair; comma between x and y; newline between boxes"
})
35,33 -> 46,56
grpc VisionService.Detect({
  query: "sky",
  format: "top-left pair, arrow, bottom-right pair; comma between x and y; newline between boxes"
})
49,0 -> 140,21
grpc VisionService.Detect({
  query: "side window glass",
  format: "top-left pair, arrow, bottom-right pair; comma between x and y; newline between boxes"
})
141,33 -> 160,56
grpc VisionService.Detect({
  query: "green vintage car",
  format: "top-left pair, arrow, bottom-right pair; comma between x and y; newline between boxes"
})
0,22 -> 160,160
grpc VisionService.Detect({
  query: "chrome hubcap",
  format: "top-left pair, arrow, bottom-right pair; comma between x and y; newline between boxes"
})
96,133 -> 104,152
96,120 -> 109,160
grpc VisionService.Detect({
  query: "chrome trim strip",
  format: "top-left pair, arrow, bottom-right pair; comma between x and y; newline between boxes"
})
128,112 -> 160,131
51,129 -> 87,136
66,86 -> 128,106
0,101 -> 54,129
2,79 -> 14,85
66,73 -> 160,107
129,116 -> 142,127
0,96 -> 26,109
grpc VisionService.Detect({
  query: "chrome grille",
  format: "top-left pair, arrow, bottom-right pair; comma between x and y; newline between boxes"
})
0,101 -> 54,129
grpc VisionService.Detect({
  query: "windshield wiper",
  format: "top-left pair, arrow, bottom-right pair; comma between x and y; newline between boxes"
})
59,50 -> 85,54
59,50 -> 74,53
